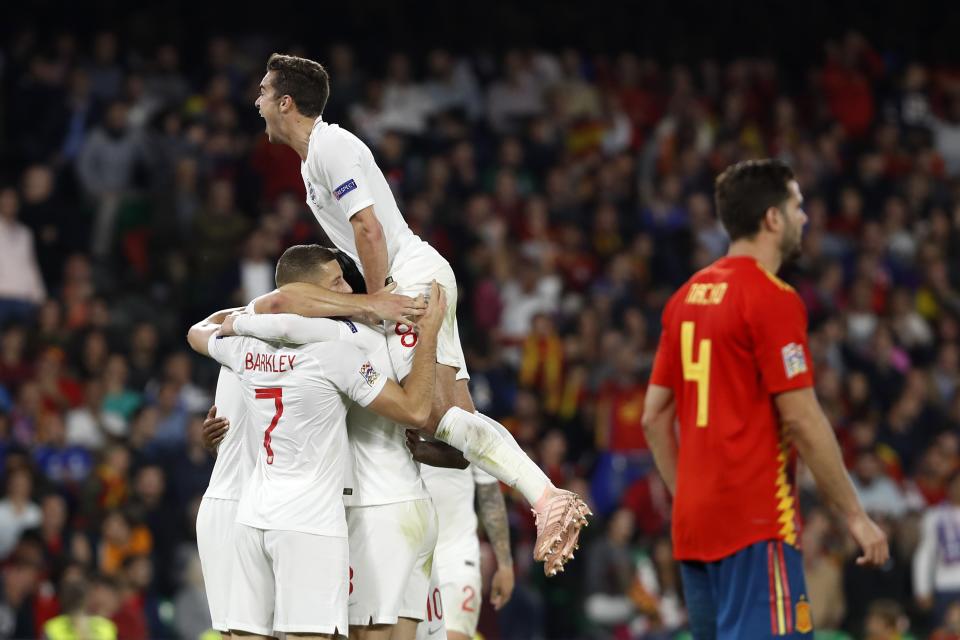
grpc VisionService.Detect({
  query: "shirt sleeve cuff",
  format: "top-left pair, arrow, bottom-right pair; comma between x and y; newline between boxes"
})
354,373 -> 388,407
346,198 -> 376,218
207,333 -> 221,359
767,376 -> 814,395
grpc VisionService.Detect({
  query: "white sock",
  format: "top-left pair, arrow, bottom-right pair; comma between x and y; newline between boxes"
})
475,411 -> 528,457
435,406 -> 550,506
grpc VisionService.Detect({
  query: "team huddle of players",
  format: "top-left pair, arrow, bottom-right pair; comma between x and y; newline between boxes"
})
182,51 -> 590,640
176,44 -> 894,640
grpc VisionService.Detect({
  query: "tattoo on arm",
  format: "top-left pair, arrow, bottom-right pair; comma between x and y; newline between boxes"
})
476,482 -> 513,568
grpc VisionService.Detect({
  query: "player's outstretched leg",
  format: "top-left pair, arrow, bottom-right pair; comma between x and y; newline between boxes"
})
428,391 -> 591,575
470,409 -> 591,574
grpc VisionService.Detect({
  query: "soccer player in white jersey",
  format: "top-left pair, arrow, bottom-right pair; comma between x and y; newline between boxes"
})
194,288 -> 402,639
186,281 -> 446,639
215,245 -> 514,640
195,363 -> 252,638
412,462 -> 515,640
219,245 -> 444,640
253,53 -> 587,574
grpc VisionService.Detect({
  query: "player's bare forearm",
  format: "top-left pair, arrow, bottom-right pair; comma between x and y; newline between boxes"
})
253,283 -> 365,317
204,307 -> 244,325
254,282 -> 425,325
400,331 -> 439,425
642,384 -> 678,494
186,307 -> 239,355
781,388 -> 889,566
476,482 -> 513,568
777,388 -> 863,519
351,207 -> 388,292
405,431 -> 469,468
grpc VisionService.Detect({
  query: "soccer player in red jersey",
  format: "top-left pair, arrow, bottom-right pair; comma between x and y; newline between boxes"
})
642,160 -> 889,639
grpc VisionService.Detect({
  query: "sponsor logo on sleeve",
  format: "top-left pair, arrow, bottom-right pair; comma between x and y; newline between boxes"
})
333,179 -> 358,200
781,342 -> 808,379
344,320 -> 358,333
359,361 -> 380,387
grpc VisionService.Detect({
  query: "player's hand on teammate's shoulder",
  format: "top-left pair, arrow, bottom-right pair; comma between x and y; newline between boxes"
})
847,510 -> 890,567
218,311 -> 244,337
418,281 -> 446,335
367,281 -> 427,325
201,405 -> 229,452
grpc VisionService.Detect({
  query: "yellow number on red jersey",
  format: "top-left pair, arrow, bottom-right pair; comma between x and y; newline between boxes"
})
681,321 -> 711,427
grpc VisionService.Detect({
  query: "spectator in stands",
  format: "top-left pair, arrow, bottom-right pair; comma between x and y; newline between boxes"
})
803,507 -> 847,630
65,379 -> 125,449
0,468 -> 42,558
863,599 -> 912,640
584,508 -> 638,632
0,558 -> 42,638
44,575 -> 117,640
914,472 -> 960,624
33,412 -> 93,489
852,448 -> 909,518
97,510 -> 151,577
75,101 -> 146,257
0,187 -> 46,326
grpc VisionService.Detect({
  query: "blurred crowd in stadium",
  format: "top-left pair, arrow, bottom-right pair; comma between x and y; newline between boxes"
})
1,25 -> 960,640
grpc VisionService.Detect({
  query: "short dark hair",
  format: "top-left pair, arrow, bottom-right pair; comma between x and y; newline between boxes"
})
266,53 -> 330,118
58,579 -> 89,614
714,159 -> 796,242
275,244 -> 340,287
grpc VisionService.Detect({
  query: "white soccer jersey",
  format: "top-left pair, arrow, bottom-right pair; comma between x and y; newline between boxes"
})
208,334 -> 386,537
420,464 -> 498,567
232,313 -> 429,507
340,320 -> 430,507
202,367 -> 256,501
301,118 -> 428,274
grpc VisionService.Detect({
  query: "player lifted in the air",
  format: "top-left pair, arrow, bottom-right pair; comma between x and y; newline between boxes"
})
252,53 -> 587,574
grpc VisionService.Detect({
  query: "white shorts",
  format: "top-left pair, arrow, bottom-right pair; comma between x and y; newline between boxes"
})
415,560 -> 482,640
227,524 -> 349,636
348,499 -> 438,626
388,253 -> 469,382
196,497 -> 238,632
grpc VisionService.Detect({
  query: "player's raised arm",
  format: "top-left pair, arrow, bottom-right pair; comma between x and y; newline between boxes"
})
349,206 -> 388,294
776,388 -> 889,567
364,282 -> 446,428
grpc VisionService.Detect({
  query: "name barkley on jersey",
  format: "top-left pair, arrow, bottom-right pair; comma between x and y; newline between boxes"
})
245,352 -> 297,372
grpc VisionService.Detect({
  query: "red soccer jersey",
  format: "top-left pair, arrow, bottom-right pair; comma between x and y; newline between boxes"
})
650,256 -> 815,561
